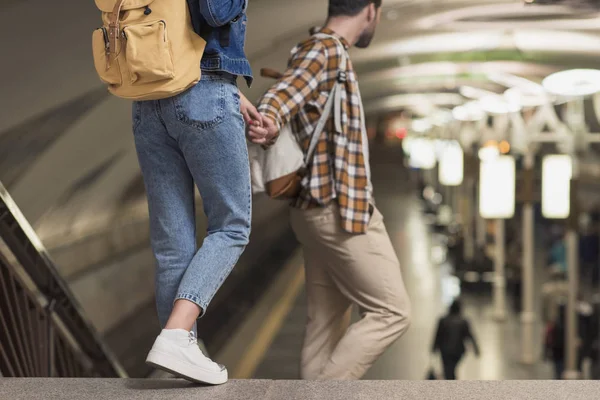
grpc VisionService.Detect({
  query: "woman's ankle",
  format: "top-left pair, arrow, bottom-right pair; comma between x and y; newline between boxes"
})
164,299 -> 202,331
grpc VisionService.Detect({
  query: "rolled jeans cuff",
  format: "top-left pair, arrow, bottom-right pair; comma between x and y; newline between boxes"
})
175,293 -> 208,318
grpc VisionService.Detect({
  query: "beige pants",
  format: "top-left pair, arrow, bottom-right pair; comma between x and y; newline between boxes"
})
290,203 -> 411,380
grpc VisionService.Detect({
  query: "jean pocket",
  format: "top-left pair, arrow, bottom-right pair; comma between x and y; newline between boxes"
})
173,78 -> 226,130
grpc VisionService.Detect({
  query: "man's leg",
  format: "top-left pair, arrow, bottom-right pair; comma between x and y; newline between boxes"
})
555,360 -> 565,380
442,355 -> 459,380
297,244 -> 351,379
292,205 -> 411,379
132,100 -> 197,330
441,354 -> 451,380
319,207 -> 411,379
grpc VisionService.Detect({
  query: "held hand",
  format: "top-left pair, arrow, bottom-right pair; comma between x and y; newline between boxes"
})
247,114 -> 279,146
239,91 -> 262,127
262,115 -> 279,143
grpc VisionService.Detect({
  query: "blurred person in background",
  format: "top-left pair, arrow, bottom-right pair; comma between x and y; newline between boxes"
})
590,296 -> 600,379
577,296 -> 595,377
548,232 -> 567,275
578,213 -> 599,288
545,303 -> 566,379
432,299 -> 480,380
541,267 -> 569,325
544,299 -> 595,379
506,235 -> 523,313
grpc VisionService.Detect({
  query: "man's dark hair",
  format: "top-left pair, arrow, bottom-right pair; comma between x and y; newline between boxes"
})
449,299 -> 462,315
328,0 -> 382,17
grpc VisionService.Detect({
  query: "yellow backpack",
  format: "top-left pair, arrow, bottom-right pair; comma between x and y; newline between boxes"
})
92,0 -> 206,101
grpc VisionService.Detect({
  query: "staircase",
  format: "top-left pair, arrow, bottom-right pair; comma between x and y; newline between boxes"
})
0,180 -> 125,377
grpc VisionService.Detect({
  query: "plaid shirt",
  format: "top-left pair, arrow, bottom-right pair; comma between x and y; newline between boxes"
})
258,29 -> 372,234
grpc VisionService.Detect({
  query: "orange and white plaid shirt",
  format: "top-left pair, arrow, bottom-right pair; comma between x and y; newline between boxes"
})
258,29 -> 372,234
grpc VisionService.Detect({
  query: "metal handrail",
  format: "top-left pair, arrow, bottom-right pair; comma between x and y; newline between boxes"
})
0,180 -> 126,377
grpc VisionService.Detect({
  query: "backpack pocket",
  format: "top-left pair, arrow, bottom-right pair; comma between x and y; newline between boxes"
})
123,20 -> 175,85
92,27 -> 122,85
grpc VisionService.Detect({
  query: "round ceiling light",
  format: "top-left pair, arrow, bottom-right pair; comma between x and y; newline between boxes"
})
478,95 -> 522,115
411,118 -> 432,133
542,69 -> 600,98
504,87 -> 550,108
452,102 -> 485,122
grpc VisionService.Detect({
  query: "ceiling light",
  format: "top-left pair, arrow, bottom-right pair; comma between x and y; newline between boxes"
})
542,69 -> 600,97
431,110 -> 453,127
452,102 -> 485,122
439,141 -> 464,186
479,95 -> 522,115
409,138 -> 436,170
542,155 -> 572,219
504,87 -> 550,108
499,140 -> 511,154
412,119 -> 432,133
479,155 -> 516,219
478,146 -> 500,161
459,86 -> 496,100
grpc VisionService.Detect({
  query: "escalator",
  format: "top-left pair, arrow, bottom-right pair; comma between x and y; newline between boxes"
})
0,180 -> 125,377
0,179 -> 299,378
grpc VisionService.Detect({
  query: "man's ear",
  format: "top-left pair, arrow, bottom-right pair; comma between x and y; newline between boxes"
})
367,3 -> 376,22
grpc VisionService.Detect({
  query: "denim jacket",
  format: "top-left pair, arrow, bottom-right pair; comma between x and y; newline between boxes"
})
187,0 -> 253,86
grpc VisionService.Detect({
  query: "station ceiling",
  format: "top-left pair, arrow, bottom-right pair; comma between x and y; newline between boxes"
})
244,0 -> 600,114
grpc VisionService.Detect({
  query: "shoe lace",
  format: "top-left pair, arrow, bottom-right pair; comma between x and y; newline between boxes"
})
187,331 -> 213,363
188,331 -> 198,346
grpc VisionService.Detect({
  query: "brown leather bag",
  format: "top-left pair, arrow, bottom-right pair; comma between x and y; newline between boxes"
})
251,41 -> 347,200
259,68 -> 303,199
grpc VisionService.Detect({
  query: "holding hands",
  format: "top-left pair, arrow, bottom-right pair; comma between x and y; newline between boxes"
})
239,90 -> 262,127
239,90 -> 278,146
247,115 -> 278,146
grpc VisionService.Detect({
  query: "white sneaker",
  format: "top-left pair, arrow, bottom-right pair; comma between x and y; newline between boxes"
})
146,329 -> 228,385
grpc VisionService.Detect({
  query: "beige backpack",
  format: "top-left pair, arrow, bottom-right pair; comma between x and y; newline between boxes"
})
92,0 -> 206,101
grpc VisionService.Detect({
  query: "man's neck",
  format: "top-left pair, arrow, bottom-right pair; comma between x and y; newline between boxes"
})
323,17 -> 363,47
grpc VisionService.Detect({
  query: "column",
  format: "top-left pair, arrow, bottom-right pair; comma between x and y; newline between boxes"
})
564,176 -> 580,379
462,178 -> 475,263
493,218 -> 507,321
521,153 -> 536,364
476,182 -> 487,250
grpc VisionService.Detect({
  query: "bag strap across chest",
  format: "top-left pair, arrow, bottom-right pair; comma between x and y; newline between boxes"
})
303,34 -> 348,166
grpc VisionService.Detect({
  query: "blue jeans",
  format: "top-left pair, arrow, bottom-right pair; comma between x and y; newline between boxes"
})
132,72 -> 251,328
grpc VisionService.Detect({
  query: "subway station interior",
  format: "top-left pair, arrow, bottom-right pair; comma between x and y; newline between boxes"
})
4,0 -> 600,398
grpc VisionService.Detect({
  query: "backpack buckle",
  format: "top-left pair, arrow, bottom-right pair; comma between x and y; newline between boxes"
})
337,71 -> 347,83
108,22 -> 120,55
108,0 -> 125,55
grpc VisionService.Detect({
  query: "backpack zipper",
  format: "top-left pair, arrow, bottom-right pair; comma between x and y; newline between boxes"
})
96,27 -> 113,70
100,27 -> 110,50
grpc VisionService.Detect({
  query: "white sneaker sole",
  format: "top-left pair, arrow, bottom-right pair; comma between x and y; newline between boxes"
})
146,349 -> 228,385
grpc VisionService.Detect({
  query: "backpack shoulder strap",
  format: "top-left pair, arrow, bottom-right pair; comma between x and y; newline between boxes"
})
108,0 -> 126,55
304,34 -> 348,165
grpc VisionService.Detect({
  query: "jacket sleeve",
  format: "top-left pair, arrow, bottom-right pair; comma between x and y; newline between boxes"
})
198,0 -> 246,27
